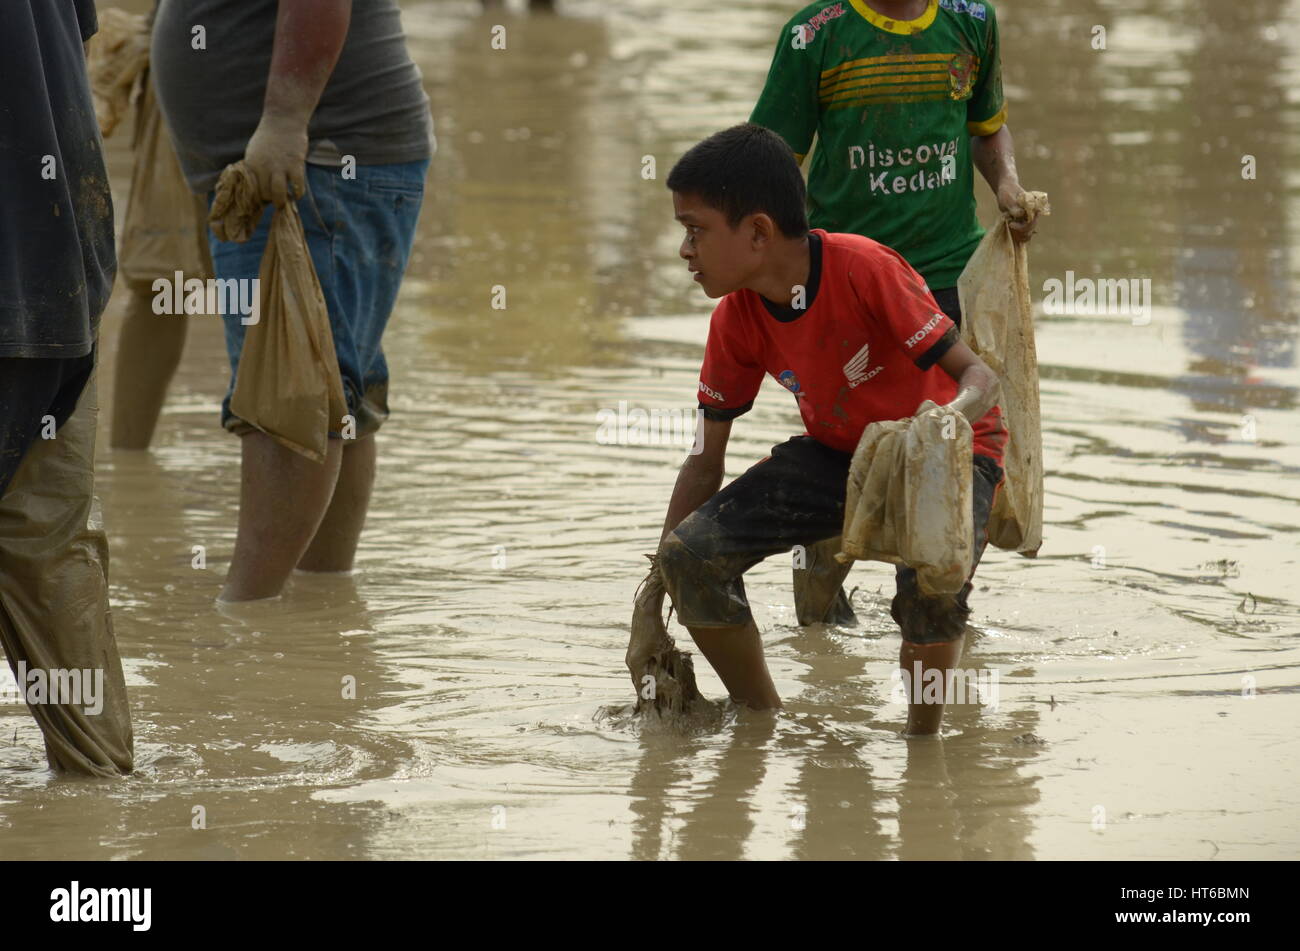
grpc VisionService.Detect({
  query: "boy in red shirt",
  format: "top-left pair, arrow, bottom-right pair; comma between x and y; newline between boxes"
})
657,124 -> 1006,735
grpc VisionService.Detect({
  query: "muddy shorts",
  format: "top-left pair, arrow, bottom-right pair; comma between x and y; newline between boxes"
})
666,435 -> 1004,644
207,158 -> 429,440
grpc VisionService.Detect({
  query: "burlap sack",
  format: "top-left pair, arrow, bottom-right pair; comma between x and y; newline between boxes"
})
118,72 -> 213,284
211,162 -> 348,464
626,554 -> 702,716
86,8 -> 150,139
957,192 -> 1050,556
837,400 -> 973,596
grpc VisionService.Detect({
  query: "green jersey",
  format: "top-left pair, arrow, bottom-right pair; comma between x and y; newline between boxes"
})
750,0 -> 1006,288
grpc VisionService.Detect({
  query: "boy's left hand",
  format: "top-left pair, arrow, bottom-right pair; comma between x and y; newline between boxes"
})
997,181 -> 1040,242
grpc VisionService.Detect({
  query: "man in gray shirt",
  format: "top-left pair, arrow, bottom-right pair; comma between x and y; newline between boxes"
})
151,0 -> 434,601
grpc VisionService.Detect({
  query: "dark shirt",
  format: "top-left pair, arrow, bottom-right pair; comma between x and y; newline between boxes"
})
151,0 -> 435,194
0,0 -> 116,358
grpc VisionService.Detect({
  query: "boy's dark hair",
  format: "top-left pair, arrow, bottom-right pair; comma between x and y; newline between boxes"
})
667,123 -> 809,238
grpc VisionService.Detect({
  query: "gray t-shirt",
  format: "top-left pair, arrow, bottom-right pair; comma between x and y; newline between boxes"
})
151,0 -> 435,194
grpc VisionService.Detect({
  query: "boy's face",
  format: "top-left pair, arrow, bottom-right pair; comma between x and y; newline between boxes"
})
673,191 -> 757,299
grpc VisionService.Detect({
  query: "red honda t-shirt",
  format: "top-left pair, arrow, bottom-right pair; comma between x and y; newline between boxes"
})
696,230 -> 1007,465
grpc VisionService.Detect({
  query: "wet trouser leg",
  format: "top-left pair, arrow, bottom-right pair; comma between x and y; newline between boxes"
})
0,353 -> 134,776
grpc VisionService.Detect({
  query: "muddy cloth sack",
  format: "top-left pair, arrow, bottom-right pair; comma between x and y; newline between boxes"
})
117,71 -> 214,284
625,554 -> 702,716
836,400 -> 973,596
209,162 -> 348,464
957,192 -> 1050,556
86,8 -> 151,139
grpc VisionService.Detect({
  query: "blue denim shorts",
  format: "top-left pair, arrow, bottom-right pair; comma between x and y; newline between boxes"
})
207,158 -> 428,439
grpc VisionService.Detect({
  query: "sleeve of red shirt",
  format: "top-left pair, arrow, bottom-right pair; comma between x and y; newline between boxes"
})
852,244 -> 960,371
697,299 -> 765,422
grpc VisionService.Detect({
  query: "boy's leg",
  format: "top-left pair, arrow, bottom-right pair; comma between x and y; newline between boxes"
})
892,454 -> 1003,735
110,281 -> 188,450
658,436 -> 853,710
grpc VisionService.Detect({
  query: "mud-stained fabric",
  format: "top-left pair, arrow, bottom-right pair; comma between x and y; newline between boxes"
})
209,162 -> 348,464
625,554 -> 703,716
661,434 -> 1002,645
838,399 -> 974,596
0,367 -> 134,777
118,69 -> 213,284
86,8 -> 150,139
791,536 -> 857,626
957,191 -> 1050,555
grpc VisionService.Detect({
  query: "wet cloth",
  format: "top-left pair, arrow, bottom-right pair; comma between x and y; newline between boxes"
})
694,230 -> 1007,465
837,400 -> 973,596
208,162 -> 349,463
207,159 -> 427,446
118,69 -> 214,285
0,356 -> 134,776
0,0 -> 116,358
957,192 -> 1050,554
626,554 -> 703,717
85,7 -> 150,139
663,434 -> 1003,644
150,0 -> 435,194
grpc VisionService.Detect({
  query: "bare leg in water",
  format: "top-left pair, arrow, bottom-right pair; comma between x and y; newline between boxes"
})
900,636 -> 964,736
220,432 -> 378,600
680,612 -> 965,729
297,433 -> 376,572
110,282 -> 188,450
682,619 -> 782,710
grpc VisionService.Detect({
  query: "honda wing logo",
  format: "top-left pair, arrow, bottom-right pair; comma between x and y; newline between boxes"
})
843,342 -> 883,388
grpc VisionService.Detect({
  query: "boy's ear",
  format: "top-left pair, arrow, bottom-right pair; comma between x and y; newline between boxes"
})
748,212 -> 777,248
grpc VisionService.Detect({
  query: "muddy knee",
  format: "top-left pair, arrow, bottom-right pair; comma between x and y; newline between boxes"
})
656,534 -> 695,604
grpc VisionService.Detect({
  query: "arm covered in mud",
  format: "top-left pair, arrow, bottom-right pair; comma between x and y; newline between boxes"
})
245,0 -> 353,207
934,339 -> 1000,424
659,416 -> 732,545
971,125 -> 1039,242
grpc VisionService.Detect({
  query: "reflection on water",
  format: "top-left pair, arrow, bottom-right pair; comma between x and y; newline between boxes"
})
1,0 -> 1297,860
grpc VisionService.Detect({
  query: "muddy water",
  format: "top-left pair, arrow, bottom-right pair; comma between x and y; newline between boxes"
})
1,0 -> 1297,860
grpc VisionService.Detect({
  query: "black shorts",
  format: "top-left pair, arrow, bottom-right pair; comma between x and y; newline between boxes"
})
666,435 -> 1003,644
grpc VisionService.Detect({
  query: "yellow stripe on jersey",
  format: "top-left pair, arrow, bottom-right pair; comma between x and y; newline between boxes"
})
821,70 -> 951,101
824,89 -> 952,111
967,103 -> 1008,135
819,53 -> 982,107
821,63 -> 952,97
820,52 -> 955,83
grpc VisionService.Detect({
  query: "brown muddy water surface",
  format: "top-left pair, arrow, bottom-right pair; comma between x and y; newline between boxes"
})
1,0 -> 1297,860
